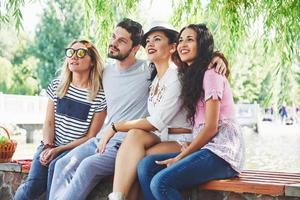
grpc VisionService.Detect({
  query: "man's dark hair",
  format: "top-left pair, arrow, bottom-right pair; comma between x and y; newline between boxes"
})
117,18 -> 143,47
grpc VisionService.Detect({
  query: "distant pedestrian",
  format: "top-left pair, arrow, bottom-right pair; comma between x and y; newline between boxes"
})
279,104 -> 288,123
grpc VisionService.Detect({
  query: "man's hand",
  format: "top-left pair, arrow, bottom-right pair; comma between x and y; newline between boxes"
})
208,56 -> 227,75
96,128 -> 115,154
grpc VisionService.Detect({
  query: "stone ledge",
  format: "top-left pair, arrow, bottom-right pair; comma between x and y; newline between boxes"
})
0,163 -> 22,173
0,161 -> 31,173
286,184 -> 300,198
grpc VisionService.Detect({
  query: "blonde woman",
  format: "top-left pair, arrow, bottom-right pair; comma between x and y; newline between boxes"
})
14,40 -> 107,200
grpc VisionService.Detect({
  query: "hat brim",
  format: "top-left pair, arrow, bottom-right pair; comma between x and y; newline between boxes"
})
141,26 -> 178,47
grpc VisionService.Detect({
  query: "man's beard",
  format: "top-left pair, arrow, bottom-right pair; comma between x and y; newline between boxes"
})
108,45 -> 132,61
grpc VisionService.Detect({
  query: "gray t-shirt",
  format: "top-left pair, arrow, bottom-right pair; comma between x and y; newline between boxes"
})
97,59 -> 151,141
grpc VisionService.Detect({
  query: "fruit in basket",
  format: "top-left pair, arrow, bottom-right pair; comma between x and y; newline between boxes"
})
0,135 -> 9,145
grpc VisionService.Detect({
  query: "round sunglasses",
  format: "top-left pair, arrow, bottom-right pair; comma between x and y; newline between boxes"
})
65,48 -> 91,58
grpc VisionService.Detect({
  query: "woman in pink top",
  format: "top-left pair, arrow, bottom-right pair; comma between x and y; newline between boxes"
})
137,24 -> 245,200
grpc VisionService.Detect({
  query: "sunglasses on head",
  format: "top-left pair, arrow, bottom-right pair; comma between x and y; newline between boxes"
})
65,48 -> 91,58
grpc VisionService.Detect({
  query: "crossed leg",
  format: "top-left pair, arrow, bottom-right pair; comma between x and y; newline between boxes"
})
111,128 -> 181,199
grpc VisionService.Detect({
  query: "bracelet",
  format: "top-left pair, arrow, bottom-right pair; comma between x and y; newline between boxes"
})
41,141 -> 55,150
44,144 -> 55,149
111,122 -> 118,132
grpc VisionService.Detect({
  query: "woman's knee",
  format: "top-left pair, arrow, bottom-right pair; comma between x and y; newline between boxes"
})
126,129 -> 144,140
120,130 -> 143,148
137,156 -> 155,179
123,129 -> 160,148
150,171 -> 172,195
150,174 -> 164,197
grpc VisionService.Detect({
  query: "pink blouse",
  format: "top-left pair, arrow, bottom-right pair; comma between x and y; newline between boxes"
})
194,69 -> 235,125
192,69 -> 245,173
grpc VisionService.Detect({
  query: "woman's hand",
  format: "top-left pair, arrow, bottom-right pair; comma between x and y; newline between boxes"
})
39,147 -> 59,166
155,156 -> 181,167
40,148 -> 51,166
177,141 -> 190,152
97,128 -> 115,154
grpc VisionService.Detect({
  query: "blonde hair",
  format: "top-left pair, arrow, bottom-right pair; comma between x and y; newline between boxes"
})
56,39 -> 104,101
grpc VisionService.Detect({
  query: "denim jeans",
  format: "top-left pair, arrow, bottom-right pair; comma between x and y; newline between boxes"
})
14,143 -> 69,200
137,149 -> 237,200
49,137 -> 121,200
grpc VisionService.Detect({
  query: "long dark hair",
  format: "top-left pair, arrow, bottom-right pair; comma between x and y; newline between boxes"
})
178,24 -> 214,125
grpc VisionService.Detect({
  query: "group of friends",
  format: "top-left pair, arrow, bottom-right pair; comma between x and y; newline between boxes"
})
14,18 -> 245,200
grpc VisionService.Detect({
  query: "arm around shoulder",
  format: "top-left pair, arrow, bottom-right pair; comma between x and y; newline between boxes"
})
209,51 -> 230,77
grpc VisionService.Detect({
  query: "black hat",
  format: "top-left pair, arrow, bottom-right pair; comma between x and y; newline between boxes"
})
141,21 -> 178,47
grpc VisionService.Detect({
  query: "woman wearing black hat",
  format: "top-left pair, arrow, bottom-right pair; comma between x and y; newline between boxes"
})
137,24 -> 244,200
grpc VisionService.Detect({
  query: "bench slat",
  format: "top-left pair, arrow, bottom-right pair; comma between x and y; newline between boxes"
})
199,170 -> 300,196
242,170 -> 300,177
238,177 -> 300,184
200,179 -> 285,196
240,174 -> 300,180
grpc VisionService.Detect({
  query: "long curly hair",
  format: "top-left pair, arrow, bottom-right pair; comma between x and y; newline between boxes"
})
178,24 -> 215,125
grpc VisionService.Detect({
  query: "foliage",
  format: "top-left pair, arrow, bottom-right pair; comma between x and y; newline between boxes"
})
171,0 -> 300,106
33,0 -> 85,88
1,0 -> 299,107
230,34 -> 281,105
10,56 -> 39,95
0,54 -> 38,95
0,25 -> 38,95
0,57 -> 14,92
0,0 -> 25,30
0,26 -> 19,59
83,0 -> 139,55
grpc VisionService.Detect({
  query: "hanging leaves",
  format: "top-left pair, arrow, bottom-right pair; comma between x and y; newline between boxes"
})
1,0 -> 299,104
171,0 -> 300,105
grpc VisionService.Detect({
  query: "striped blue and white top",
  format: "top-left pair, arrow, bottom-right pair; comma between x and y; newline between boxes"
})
47,79 -> 107,146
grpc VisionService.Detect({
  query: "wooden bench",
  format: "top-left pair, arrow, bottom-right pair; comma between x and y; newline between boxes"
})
200,170 -> 300,197
1,161 -> 300,199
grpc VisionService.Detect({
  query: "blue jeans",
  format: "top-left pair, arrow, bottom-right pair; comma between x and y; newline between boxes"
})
49,137 -> 121,200
137,149 -> 237,200
14,143 -> 69,200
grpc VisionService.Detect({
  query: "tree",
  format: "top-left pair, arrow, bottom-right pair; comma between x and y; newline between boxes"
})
0,57 -> 14,93
171,0 -> 300,106
83,0 -> 139,55
0,0 -> 24,31
0,24 -> 39,95
2,0 -> 300,105
10,56 -> 39,95
33,0 -> 85,89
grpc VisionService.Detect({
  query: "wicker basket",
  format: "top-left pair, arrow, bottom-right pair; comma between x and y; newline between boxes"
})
0,125 -> 17,163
